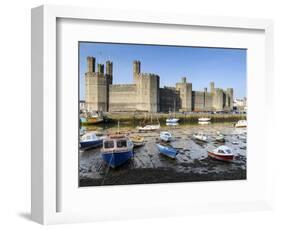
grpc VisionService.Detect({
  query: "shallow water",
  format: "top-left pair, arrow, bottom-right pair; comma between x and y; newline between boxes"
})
79,122 -> 247,186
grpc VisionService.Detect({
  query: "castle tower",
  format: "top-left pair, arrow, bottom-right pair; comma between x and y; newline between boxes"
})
226,88 -> 234,110
87,56 -> 95,73
175,77 -> 192,111
210,81 -> 215,94
133,60 -> 141,83
97,63 -> 104,73
85,57 -> 109,112
106,61 -> 113,85
213,88 -> 224,111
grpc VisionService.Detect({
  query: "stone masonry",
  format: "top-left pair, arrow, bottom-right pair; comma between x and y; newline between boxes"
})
84,56 -> 233,112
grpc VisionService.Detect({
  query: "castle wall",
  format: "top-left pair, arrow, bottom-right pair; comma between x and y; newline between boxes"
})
84,57 -> 235,113
192,91 -> 205,111
109,84 -> 137,112
159,87 -> 180,112
212,89 -> 224,111
204,92 -> 213,111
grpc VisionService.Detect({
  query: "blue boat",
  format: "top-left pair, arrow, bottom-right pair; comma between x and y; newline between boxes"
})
156,143 -> 178,159
80,132 -> 103,150
101,134 -> 134,168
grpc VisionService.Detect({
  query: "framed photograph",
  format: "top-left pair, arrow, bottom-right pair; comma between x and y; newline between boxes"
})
31,5 -> 274,224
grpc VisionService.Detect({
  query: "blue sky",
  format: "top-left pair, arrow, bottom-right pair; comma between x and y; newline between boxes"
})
79,42 -> 246,100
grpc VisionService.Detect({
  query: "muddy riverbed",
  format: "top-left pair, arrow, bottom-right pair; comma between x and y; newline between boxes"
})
79,123 -> 246,186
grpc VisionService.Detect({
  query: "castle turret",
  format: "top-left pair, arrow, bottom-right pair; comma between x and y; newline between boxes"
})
85,57 -> 109,112
133,60 -> 141,83
97,64 -> 104,73
210,81 -> 215,94
87,56 -> 95,73
106,61 -> 113,85
226,88 -> 234,110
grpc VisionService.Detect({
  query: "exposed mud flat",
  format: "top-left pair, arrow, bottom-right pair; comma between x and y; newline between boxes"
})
79,123 -> 246,187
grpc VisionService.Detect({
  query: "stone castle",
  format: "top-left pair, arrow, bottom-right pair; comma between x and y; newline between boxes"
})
84,56 -> 233,112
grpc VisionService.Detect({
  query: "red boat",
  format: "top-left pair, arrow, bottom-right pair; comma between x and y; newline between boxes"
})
208,146 -> 234,162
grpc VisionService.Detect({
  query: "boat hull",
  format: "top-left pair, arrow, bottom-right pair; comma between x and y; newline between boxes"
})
156,144 -> 178,159
80,139 -> 103,149
235,125 -> 247,128
80,117 -> 104,125
208,151 -> 234,162
102,150 -> 133,168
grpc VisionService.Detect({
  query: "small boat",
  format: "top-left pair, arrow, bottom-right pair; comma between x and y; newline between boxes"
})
156,143 -> 178,159
160,131 -> 172,142
198,117 -> 211,122
80,115 -> 104,125
137,124 -> 160,132
130,135 -> 145,147
207,146 -> 235,162
215,132 -> 225,142
193,133 -> 208,142
235,120 -> 247,128
80,132 -> 104,150
101,134 -> 134,168
166,118 -> 179,123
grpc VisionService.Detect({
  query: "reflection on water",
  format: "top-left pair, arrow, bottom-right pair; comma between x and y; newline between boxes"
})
79,122 -> 247,186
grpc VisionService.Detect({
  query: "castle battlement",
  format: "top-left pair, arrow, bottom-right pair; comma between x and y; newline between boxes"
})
84,56 -> 234,112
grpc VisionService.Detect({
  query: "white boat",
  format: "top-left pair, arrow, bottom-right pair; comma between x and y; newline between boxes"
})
193,133 -> 208,142
160,131 -> 172,142
207,146 -> 234,162
215,132 -> 225,142
235,120 -> 247,128
198,117 -> 211,122
137,124 -> 160,132
80,132 -> 104,150
166,118 -> 179,123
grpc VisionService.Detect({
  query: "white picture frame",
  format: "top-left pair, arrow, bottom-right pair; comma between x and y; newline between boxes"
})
31,5 -> 274,225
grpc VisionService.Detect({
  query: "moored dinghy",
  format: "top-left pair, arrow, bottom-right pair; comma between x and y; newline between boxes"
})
130,135 -> 145,147
235,120 -> 247,128
166,118 -> 179,123
101,134 -> 134,168
160,131 -> 172,142
193,133 -> 208,142
137,124 -> 160,132
207,145 -> 235,162
156,143 -> 178,159
215,132 -> 225,142
80,132 -> 104,150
